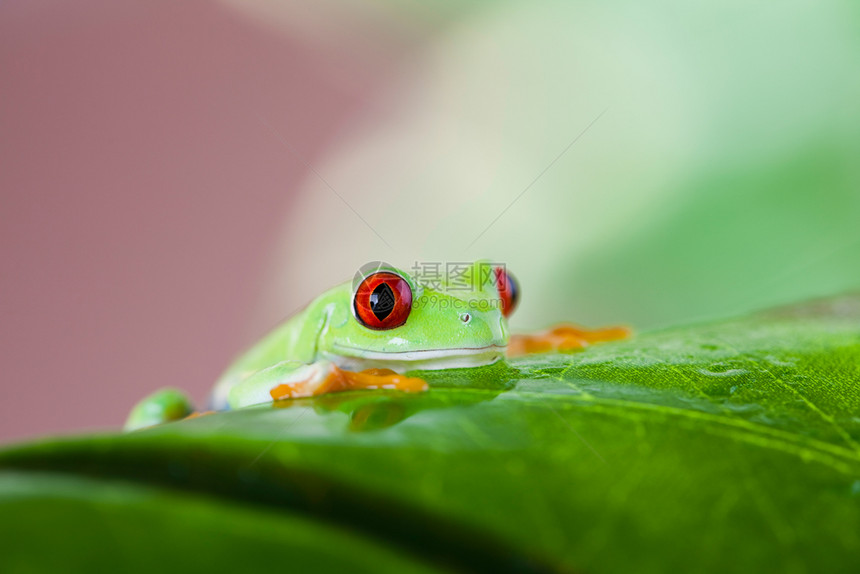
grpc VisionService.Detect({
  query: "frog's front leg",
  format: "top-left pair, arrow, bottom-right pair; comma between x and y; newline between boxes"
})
228,360 -> 428,409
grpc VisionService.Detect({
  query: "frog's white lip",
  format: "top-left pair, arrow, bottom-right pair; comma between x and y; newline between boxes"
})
325,344 -> 506,371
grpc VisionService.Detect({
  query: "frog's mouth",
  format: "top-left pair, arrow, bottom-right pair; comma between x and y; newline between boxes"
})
325,344 -> 506,371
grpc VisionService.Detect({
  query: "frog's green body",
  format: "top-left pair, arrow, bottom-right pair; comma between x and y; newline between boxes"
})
125,262 -> 509,430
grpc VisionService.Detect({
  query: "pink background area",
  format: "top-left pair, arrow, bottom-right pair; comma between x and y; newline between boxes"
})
0,1 -> 400,441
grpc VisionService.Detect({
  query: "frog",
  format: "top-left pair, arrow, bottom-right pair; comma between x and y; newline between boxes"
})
125,261 -> 509,430
124,260 -> 629,431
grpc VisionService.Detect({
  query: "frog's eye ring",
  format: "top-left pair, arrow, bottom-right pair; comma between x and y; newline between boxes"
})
353,272 -> 413,330
493,267 -> 519,318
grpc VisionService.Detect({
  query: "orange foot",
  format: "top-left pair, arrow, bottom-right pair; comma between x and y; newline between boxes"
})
507,323 -> 631,357
270,366 -> 428,401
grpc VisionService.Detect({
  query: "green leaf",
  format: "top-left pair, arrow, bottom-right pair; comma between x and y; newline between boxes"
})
2,294 -> 860,573
0,472 -> 440,574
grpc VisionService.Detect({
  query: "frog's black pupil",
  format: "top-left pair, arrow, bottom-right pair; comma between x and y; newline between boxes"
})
508,275 -> 519,308
370,283 -> 395,320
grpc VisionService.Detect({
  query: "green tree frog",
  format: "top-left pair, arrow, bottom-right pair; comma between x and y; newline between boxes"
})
125,261 -> 515,430
125,261 -> 628,430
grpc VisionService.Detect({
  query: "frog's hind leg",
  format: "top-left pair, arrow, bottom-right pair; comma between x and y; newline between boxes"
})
124,388 -> 194,431
507,323 -> 631,357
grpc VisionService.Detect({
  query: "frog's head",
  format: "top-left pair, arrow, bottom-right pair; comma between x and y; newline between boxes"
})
318,261 -> 519,371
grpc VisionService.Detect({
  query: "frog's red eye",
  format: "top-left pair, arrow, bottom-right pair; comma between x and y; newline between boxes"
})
493,267 -> 519,318
353,272 -> 413,330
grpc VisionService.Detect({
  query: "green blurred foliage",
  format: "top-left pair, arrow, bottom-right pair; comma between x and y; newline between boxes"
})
565,138 -> 860,328
526,0 -> 860,330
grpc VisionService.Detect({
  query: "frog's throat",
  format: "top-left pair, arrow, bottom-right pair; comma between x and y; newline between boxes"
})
323,344 -> 506,371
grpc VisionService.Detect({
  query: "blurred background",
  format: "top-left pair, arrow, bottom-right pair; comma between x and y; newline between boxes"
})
2,0 -> 859,441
